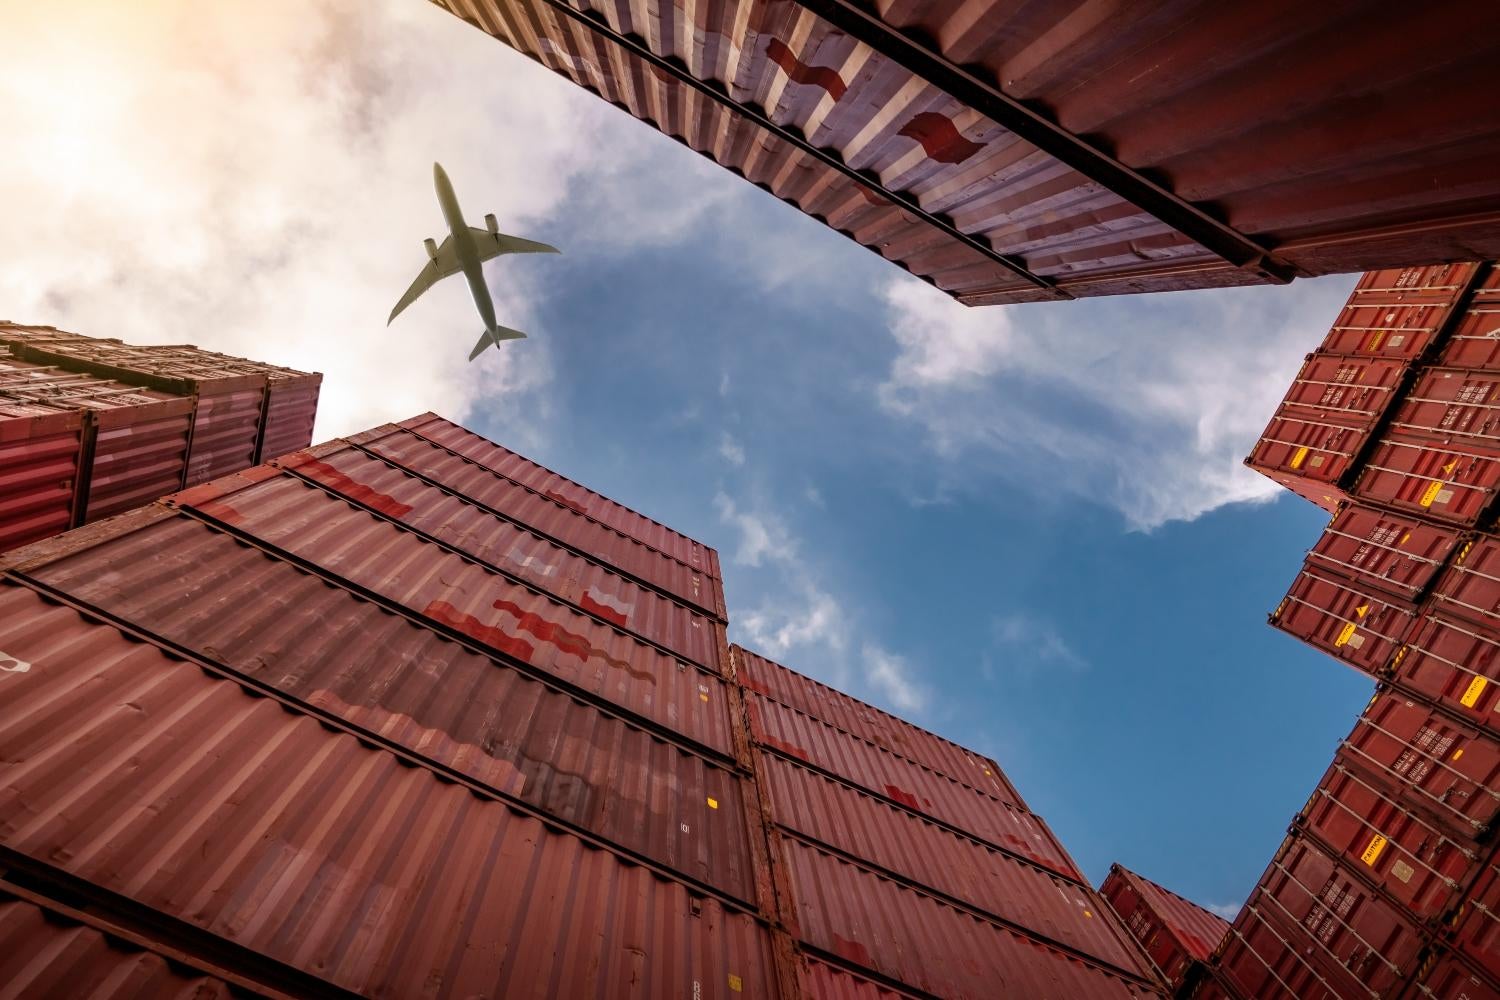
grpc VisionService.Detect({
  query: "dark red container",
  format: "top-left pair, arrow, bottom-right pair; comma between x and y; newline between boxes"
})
0,586 -> 778,999
1215,892 -> 1348,1000
1341,688 -> 1500,843
1450,855 -> 1500,989
1274,353 -> 1410,423
357,424 -> 725,618
1389,368 -> 1500,451
1395,611 -> 1500,735
735,645 -> 1017,802
277,443 -> 725,672
1354,432 -> 1500,528
1306,503 -> 1464,601
1270,564 -> 1419,676
1319,264 -> 1485,360
1100,864 -> 1229,990
1433,535 -> 1500,636
1244,408 -> 1371,512
1406,951 -> 1500,1000
0,406 -> 83,552
1298,761 -> 1483,923
1439,267 -> 1500,371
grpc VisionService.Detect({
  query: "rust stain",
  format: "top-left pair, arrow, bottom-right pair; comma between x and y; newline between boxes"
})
423,598 -> 537,662
831,933 -> 873,969
761,735 -> 809,762
193,499 -> 244,526
423,598 -> 657,683
883,784 -> 920,811
579,591 -> 629,628
765,38 -> 847,101
294,457 -> 415,519
545,489 -> 588,515
897,112 -> 983,165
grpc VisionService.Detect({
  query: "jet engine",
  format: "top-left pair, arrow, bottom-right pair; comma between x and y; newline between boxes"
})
424,237 -> 439,260
485,213 -> 499,234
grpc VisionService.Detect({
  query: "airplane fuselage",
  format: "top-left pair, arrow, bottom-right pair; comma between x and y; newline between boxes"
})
433,162 -> 498,333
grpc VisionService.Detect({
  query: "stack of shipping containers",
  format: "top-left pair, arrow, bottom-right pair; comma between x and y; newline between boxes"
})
1204,263 -> 1500,999
1099,863 -> 1231,997
0,323 -> 321,551
0,409 -> 1169,997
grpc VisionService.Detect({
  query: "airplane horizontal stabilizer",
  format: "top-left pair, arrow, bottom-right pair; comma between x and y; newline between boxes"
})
468,325 -> 528,362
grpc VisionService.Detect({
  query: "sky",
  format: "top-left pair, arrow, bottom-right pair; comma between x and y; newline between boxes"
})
0,0 -> 1376,917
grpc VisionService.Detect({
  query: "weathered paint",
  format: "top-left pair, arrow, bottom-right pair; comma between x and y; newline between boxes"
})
1305,503 -> 1463,602
82,397 -> 195,522
1269,563 -> 1418,677
1100,864 -> 1229,991
0,408 -> 83,552
735,645 -> 1016,801
0,591 -> 779,999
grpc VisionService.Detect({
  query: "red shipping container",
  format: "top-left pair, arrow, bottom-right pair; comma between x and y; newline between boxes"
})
797,956 -> 920,999
1355,432 -> 1500,528
1306,503 -> 1464,602
277,442 -> 724,671
1187,894 -> 1337,1000
778,837 -> 1163,999
1100,864 -> 1229,990
1341,688 -> 1500,843
1390,368 -> 1500,450
1439,267 -> 1500,371
23,491 -> 739,761
1298,761 -> 1482,922
1182,977 -> 1237,1000
735,644 -> 1017,802
1244,408 -> 1370,511
1409,955 -> 1500,1000
0,588 -> 779,999
0,407 -> 84,552
1319,264 -> 1484,360
1434,535 -> 1500,636
358,424 -> 724,618
1450,856 -> 1500,989
82,395 -> 195,522
1270,564 -> 1419,676
400,412 -> 722,580
757,752 -> 1114,961
1395,612 -> 1500,736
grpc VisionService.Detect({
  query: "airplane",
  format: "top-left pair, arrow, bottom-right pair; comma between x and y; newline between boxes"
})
388,162 -> 560,361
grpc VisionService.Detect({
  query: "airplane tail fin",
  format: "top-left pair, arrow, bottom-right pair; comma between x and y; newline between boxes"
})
468,325 -> 528,362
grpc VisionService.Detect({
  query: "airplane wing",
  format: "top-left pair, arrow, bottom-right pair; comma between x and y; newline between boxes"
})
388,236 -> 463,324
469,228 -> 561,262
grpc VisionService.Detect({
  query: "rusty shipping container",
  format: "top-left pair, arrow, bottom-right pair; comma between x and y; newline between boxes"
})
1449,851 -> 1500,991
1319,264 -> 1486,361
275,441 -> 726,671
1405,951 -> 1500,1000
1440,267 -> 1500,371
356,421 -> 726,619
1341,687 -> 1500,844
1270,562 -> 1419,677
0,585 -> 778,998
734,644 -> 1017,802
1304,503 -> 1464,602
433,1 -> 1500,306
1099,864 -> 1230,992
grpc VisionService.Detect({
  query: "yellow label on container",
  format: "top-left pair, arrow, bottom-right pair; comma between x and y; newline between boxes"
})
1454,748 -> 1466,761
1335,622 -> 1358,647
1290,446 -> 1309,470
1354,604 -> 1369,619
1420,480 -> 1444,507
1368,331 -> 1387,351
1361,834 -> 1388,866
728,974 -> 743,993
1461,676 -> 1489,708
1399,532 -> 1410,546
706,797 -> 718,809
699,693 -> 709,702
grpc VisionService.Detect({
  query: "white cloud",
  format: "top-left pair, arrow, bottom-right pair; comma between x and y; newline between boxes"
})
718,432 -> 746,467
804,485 -> 825,508
1206,902 -> 1242,921
713,492 -> 796,567
991,613 -> 1087,672
876,273 -> 1359,530
864,644 -> 928,713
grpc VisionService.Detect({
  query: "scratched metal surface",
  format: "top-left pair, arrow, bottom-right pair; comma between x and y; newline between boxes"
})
0,584 -> 778,999
760,752 -> 1140,972
278,442 -> 723,671
434,0 -> 1500,304
403,413 -> 721,580
736,645 -> 1015,801
781,837 -> 1165,998
359,425 -> 724,618
0,893 -> 237,1000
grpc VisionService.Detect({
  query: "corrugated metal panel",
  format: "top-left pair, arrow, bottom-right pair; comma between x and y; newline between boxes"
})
85,398 -> 195,522
758,752 -> 1126,965
23,497 -> 736,761
1100,871 -> 1195,989
1396,610 -> 1500,735
1440,268 -> 1500,370
745,692 -> 1068,867
1433,535 -> 1500,636
1406,951 -> 1500,1000
735,645 -> 1016,802
434,0 -> 1500,305
1305,504 -> 1464,602
1215,895 -> 1340,1000
1318,264 -> 1484,360
1182,977 -> 1237,1000
0,893 -> 237,1000
1298,760 -> 1482,923
1270,564 -> 1418,676
1354,432 -> 1500,528
796,956 -> 918,999
779,838 -> 1164,998
0,590 -> 778,999
359,426 -> 723,618
1342,688 -> 1500,843
183,386 -> 267,487
0,409 -> 83,552
278,444 -> 723,671
1244,408 -> 1368,510
401,413 -> 720,578
259,381 -> 320,462
1451,855 -> 1500,991
1389,368 -> 1500,452
0,573 -> 753,903
1102,865 -> 1230,969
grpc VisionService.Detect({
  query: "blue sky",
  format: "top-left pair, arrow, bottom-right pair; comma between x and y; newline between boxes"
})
1,0 -> 1375,915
